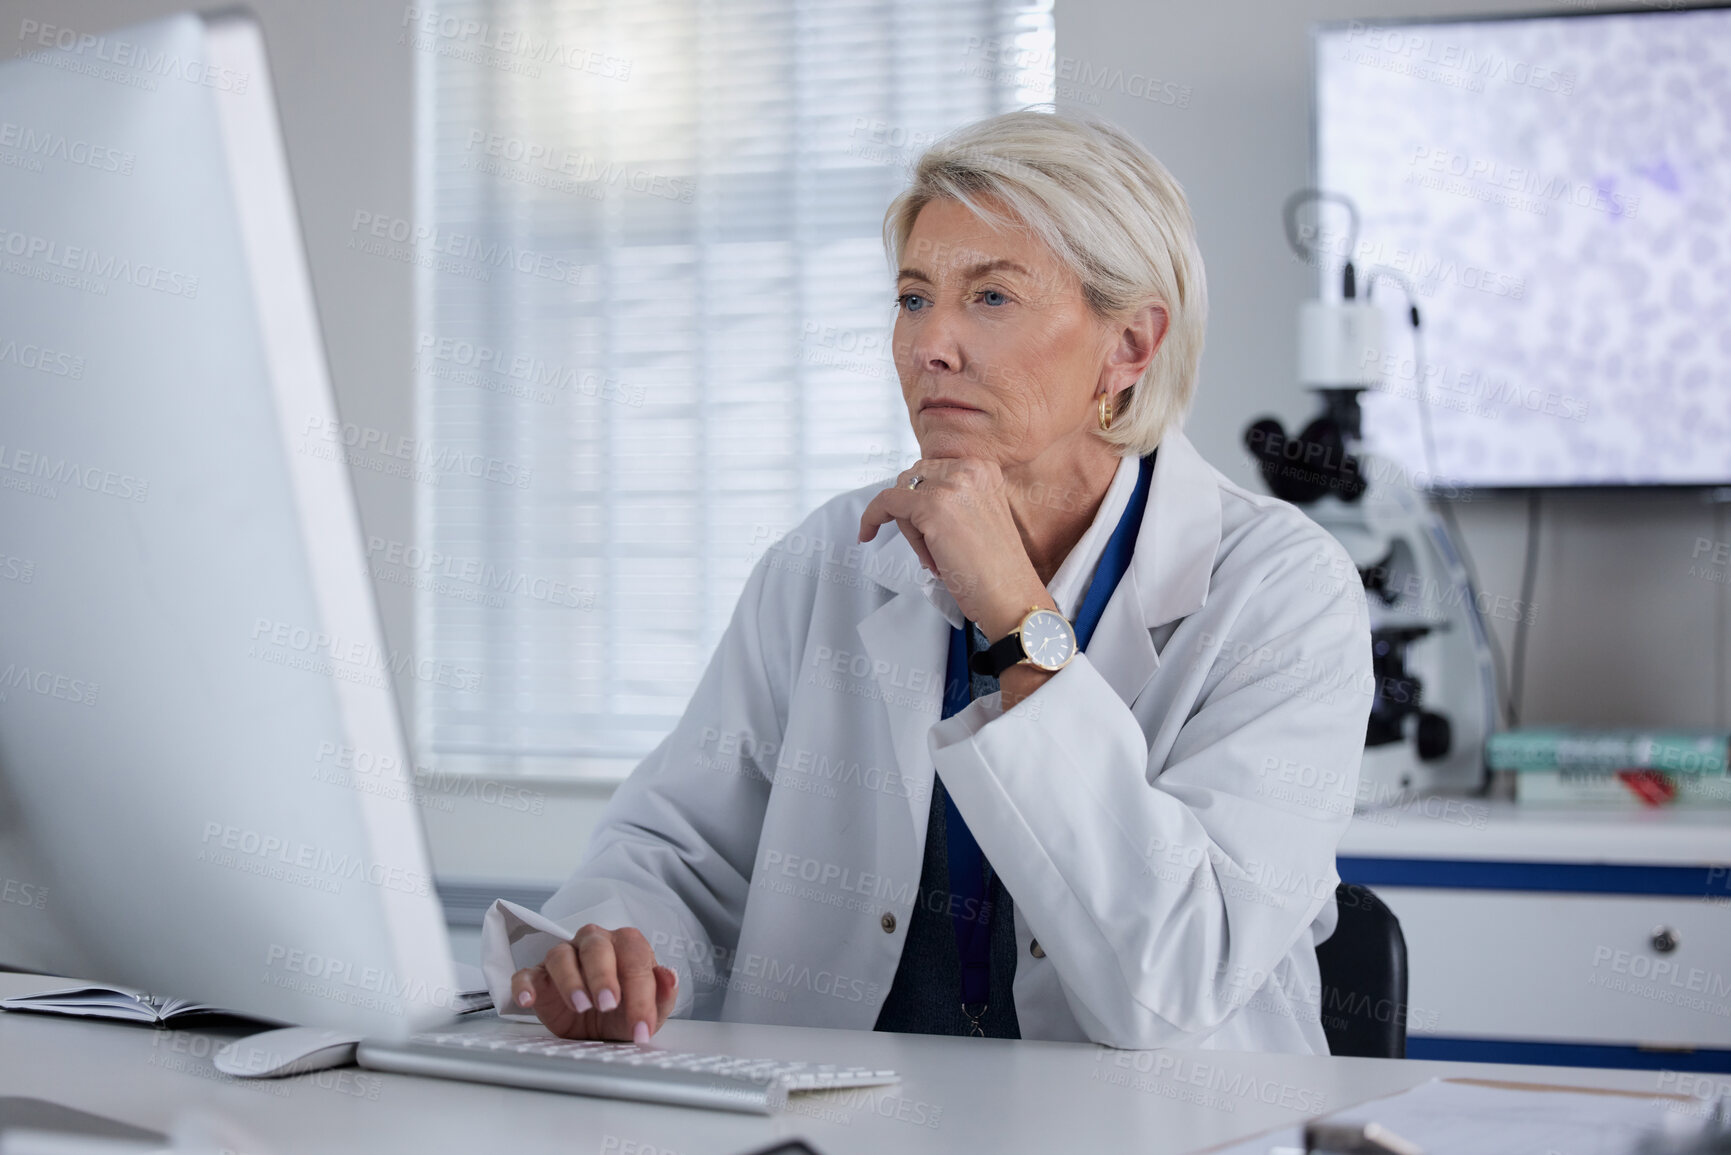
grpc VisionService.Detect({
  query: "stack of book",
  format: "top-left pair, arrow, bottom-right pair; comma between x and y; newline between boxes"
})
1488,728 -> 1730,806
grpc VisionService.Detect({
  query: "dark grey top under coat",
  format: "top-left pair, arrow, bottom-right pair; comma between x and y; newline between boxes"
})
873,624 -> 1021,1039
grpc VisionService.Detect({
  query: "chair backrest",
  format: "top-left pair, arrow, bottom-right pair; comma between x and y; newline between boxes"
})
1314,882 -> 1409,1059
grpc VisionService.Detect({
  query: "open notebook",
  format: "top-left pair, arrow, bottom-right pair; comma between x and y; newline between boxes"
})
0,983 -> 259,1027
0,963 -> 494,1027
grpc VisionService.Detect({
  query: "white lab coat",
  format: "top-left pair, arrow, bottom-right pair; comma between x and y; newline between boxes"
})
481,428 -> 1373,1053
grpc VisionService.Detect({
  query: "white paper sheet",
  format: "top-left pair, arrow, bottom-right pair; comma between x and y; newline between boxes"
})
1204,1077 -> 1713,1155
477,895 -> 639,1022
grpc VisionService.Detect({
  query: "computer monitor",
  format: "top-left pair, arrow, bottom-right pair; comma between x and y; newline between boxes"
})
0,11 -> 456,1038
1314,8 -> 1731,489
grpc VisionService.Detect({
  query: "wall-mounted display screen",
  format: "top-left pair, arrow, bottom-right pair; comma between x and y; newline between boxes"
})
1315,9 -> 1731,488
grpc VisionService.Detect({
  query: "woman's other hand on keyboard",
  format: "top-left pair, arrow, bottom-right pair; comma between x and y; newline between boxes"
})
509,925 -> 679,1044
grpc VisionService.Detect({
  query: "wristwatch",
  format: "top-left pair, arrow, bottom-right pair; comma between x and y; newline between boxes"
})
970,606 -> 1078,677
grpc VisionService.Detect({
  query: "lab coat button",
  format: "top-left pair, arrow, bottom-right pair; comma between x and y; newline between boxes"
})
880,912 -> 897,934
1030,939 -> 1045,958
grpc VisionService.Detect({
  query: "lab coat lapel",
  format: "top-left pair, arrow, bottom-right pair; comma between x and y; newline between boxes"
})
1088,575 -> 1159,707
855,531 -> 950,834
1088,429 -> 1223,707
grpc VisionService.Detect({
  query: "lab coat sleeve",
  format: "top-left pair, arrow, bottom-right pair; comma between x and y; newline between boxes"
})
479,555 -> 789,1022
928,522 -> 1372,1049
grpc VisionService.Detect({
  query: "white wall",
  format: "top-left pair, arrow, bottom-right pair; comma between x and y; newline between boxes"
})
1056,0 -> 1731,731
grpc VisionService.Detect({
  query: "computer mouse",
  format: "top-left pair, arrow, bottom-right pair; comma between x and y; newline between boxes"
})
213,1027 -> 363,1079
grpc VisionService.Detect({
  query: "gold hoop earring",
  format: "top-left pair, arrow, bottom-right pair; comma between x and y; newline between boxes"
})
1098,394 -> 1114,432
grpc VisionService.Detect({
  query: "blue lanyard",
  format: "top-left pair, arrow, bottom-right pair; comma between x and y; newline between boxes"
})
938,452 -> 1155,1008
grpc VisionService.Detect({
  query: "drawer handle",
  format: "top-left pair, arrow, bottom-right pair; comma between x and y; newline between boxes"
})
1650,926 -> 1680,954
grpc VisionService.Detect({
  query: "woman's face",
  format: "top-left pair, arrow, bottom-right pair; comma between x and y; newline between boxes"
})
892,197 -> 1120,468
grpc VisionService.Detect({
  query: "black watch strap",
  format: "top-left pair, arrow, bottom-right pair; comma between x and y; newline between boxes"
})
969,629 -> 1027,677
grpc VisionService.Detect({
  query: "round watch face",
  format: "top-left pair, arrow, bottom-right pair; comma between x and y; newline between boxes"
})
1019,609 -> 1076,671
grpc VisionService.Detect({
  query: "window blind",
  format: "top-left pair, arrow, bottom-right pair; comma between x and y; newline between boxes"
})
415,0 -> 1056,778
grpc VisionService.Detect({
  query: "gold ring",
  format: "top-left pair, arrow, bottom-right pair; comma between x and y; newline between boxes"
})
907,475 -> 923,491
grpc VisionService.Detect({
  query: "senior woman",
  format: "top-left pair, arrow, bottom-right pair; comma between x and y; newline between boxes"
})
483,110 -> 1373,1053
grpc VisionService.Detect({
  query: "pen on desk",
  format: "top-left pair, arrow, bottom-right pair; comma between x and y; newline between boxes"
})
1302,1120 -> 1425,1155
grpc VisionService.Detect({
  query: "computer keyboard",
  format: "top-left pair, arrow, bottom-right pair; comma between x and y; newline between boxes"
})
354,1031 -> 900,1115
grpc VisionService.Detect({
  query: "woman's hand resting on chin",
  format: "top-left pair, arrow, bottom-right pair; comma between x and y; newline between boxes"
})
858,457 -> 1054,642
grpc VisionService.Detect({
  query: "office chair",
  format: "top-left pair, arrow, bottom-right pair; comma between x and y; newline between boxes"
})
1314,882 -> 1408,1059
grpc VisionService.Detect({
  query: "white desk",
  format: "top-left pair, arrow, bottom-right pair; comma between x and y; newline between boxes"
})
0,971 -> 1687,1154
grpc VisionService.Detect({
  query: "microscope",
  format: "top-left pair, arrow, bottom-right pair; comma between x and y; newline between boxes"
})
1242,192 -> 1497,800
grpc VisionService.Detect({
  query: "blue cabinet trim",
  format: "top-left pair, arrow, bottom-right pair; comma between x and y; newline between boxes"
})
1337,856 -> 1731,897
1408,1034 -> 1731,1074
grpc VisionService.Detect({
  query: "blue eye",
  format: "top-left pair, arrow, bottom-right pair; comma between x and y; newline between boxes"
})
898,293 -> 927,313
981,289 -> 1007,306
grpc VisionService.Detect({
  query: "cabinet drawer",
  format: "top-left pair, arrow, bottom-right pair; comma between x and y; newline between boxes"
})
1374,887 -> 1731,1048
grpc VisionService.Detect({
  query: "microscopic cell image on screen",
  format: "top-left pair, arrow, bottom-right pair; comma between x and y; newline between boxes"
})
1315,10 -> 1731,488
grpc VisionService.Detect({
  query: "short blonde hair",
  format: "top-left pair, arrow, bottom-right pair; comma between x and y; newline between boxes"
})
883,109 -> 1208,456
